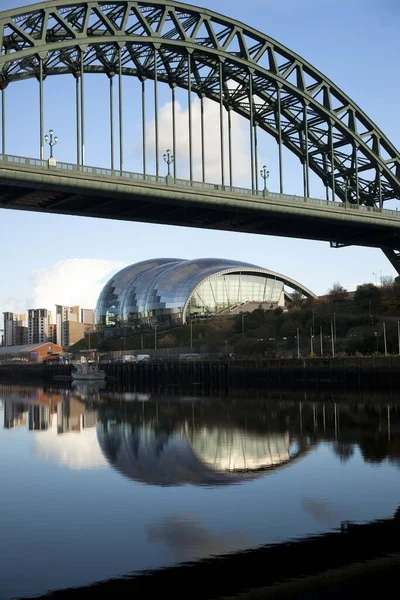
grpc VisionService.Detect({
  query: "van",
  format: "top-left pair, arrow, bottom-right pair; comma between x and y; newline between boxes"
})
136,354 -> 151,363
120,355 -> 137,363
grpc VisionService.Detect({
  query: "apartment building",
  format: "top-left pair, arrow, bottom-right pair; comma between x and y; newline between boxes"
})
56,305 -> 95,348
27,309 -> 51,345
3,312 -> 27,346
56,305 -> 79,347
81,308 -> 95,326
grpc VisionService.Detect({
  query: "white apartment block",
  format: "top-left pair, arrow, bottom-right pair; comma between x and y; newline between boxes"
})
28,309 -> 51,345
3,312 -> 26,347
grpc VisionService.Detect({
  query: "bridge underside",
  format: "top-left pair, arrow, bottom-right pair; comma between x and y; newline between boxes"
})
1,164 -> 400,255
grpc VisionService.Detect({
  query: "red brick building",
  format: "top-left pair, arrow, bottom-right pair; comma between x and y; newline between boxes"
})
0,342 -> 64,363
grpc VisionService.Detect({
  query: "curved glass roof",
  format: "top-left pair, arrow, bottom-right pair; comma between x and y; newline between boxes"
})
95,258 -> 316,328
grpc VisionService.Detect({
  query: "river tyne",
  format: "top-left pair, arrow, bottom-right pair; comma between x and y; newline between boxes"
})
1,382 -> 400,599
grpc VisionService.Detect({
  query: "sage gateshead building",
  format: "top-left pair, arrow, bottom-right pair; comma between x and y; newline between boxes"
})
95,258 -> 316,331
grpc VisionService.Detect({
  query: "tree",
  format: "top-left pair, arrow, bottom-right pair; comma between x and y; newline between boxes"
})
380,275 -> 394,289
158,334 -> 177,348
380,278 -> 400,312
204,318 -> 234,345
353,283 -> 381,311
289,291 -> 307,308
327,282 -> 348,302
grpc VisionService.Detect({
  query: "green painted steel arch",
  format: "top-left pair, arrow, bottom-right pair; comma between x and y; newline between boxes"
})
0,0 -> 399,206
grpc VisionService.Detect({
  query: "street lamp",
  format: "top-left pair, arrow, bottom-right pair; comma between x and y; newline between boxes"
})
163,149 -> 174,176
373,331 -> 379,353
44,129 -> 58,159
344,175 -> 355,205
260,165 -> 270,191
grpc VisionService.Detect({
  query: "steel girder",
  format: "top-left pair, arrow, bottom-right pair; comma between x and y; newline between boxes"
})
0,0 -> 399,208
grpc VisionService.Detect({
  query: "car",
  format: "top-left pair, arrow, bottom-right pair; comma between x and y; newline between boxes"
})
179,353 -> 201,361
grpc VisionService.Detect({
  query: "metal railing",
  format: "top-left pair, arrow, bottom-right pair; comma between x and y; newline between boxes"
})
1,152 -> 399,218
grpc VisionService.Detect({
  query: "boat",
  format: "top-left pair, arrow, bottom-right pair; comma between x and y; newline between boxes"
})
71,361 -> 106,381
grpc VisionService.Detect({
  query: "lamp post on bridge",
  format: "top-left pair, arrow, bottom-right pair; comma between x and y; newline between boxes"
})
260,165 -> 270,197
344,175 -> 356,206
163,149 -> 174,181
44,129 -> 58,165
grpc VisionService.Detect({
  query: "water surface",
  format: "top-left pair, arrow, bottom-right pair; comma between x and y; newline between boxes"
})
0,382 -> 399,599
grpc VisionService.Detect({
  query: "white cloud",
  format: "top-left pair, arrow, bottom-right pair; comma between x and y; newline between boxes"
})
10,258 -> 124,318
3,295 -> 26,314
145,95 -> 252,185
34,415 -> 107,470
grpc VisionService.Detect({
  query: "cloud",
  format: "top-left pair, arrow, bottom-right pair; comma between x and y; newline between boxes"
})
3,295 -> 26,314
147,515 -> 255,561
7,258 -> 124,317
144,94 -> 252,185
302,498 -> 338,526
34,415 -> 108,470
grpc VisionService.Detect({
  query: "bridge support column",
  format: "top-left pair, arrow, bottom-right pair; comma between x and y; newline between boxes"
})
80,48 -> 85,166
75,76 -> 80,166
141,78 -> 146,175
381,247 -> 400,278
188,50 -> 193,182
154,46 -> 159,177
109,76 -> 114,171
219,60 -> 225,186
303,100 -> 310,197
118,46 -> 123,172
329,120 -> 335,201
1,88 -> 5,155
171,84 -> 177,178
228,106 -> 233,187
200,94 -> 205,183
39,58 -> 44,160
277,85 -> 284,194
254,122 -> 259,193
249,69 -> 255,192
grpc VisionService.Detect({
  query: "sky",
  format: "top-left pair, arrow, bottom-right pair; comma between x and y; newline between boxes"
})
1,0 -> 400,322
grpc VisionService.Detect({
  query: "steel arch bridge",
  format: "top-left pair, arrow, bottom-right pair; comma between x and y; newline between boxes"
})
1,1 -> 400,269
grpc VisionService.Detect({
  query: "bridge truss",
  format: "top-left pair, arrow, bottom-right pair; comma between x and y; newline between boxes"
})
0,1 -> 400,268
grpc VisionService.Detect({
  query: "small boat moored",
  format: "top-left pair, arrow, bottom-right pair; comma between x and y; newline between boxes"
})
71,360 -> 106,381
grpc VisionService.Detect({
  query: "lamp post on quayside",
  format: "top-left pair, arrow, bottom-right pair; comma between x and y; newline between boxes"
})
44,129 -> 58,159
163,149 -> 174,176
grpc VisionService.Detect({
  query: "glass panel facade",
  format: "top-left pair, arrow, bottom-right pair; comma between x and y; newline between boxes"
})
187,274 -> 283,316
95,258 -> 309,330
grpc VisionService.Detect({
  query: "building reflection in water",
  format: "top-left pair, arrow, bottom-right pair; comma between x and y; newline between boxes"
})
1,385 -> 97,435
0,384 -> 106,470
2,383 -> 400,482
96,422 -> 306,486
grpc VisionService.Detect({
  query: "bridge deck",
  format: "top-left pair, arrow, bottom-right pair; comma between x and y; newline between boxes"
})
1,155 -> 400,249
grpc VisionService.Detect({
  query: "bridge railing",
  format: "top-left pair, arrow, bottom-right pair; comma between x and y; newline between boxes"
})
1,153 -> 399,218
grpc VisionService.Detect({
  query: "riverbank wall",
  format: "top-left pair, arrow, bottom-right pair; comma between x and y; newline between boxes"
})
1,357 -> 400,391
